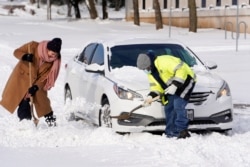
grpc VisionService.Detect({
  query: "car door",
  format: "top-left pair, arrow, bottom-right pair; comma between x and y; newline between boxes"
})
83,44 -> 104,104
72,43 -> 98,99
84,44 -> 105,120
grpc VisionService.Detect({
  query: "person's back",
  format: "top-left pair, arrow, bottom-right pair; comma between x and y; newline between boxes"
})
153,55 -> 196,101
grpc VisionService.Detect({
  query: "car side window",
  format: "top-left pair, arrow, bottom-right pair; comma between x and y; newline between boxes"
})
90,44 -> 104,65
78,43 -> 97,64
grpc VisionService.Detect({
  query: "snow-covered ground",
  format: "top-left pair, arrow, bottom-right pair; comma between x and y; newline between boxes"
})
0,1 -> 250,167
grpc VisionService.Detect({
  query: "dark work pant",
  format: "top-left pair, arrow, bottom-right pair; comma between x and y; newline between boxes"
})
164,94 -> 189,137
17,99 -> 31,121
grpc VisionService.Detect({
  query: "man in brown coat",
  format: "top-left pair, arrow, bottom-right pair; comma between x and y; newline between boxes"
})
0,38 -> 62,126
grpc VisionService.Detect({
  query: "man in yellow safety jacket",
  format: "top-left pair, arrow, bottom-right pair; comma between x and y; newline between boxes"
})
137,51 -> 196,139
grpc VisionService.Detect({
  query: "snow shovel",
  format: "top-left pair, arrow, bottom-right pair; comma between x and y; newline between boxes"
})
28,45 -> 39,126
111,96 -> 160,120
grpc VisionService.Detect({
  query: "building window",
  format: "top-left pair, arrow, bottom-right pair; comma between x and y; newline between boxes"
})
163,0 -> 167,9
216,0 -> 221,6
142,0 -> 146,9
232,0 -> 237,5
175,0 -> 179,8
201,0 -> 206,8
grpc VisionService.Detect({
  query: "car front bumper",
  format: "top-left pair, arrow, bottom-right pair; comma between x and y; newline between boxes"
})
112,108 -> 233,133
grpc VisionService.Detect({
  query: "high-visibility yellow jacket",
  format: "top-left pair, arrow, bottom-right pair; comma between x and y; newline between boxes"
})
147,55 -> 196,105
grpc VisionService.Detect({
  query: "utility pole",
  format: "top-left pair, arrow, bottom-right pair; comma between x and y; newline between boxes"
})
47,0 -> 51,20
236,0 -> 239,51
169,0 -> 172,38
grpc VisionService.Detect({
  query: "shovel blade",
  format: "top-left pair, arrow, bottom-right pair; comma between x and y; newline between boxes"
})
112,113 -> 131,120
111,104 -> 144,120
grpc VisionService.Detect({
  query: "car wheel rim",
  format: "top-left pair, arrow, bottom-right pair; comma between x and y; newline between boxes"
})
100,104 -> 112,128
65,87 -> 72,103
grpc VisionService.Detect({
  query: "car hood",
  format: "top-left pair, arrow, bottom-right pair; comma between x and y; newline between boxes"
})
108,66 -> 149,91
192,66 -> 224,92
108,66 -> 224,92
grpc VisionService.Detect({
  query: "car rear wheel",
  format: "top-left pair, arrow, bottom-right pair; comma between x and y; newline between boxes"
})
99,98 -> 112,128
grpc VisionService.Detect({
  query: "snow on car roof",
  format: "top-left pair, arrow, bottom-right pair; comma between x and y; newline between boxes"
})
85,37 -> 185,48
106,37 -> 184,47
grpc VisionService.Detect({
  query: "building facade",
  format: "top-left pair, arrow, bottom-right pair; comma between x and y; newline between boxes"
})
125,0 -> 250,33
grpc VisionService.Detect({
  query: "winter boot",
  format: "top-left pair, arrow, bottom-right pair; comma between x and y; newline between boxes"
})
44,111 -> 56,127
177,129 -> 191,139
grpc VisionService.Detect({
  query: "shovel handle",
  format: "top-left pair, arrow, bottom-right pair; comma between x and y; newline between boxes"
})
28,45 -> 39,126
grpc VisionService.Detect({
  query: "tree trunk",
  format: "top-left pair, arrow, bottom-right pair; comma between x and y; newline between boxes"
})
86,0 -> 98,19
188,0 -> 197,32
114,0 -> 121,11
153,0 -> 163,30
64,0 -> 72,17
102,0 -> 108,19
30,0 -> 36,4
133,0 -> 140,26
37,0 -> 40,8
70,0 -> 81,19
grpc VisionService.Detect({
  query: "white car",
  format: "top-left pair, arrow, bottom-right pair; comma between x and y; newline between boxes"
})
64,38 -> 233,133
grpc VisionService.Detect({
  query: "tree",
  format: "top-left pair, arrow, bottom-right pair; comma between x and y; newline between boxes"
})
188,0 -> 197,32
37,0 -> 40,8
133,0 -> 140,26
102,0 -> 108,19
86,0 -> 98,19
64,0 -> 73,17
114,0 -> 121,11
30,0 -> 36,4
153,0 -> 163,30
70,0 -> 81,19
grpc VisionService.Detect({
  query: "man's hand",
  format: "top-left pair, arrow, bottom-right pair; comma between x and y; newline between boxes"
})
143,96 -> 153,107
164,84 -> 177,95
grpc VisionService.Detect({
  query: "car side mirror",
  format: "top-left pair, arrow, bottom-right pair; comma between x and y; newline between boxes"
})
85,63 -> 105,74
204,61 -> 217,70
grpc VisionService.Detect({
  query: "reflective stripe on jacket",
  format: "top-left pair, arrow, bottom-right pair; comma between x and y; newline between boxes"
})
148,55 -> 196,104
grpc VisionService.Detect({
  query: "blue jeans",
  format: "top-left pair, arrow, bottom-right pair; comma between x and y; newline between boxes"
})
164,94 -> 189,137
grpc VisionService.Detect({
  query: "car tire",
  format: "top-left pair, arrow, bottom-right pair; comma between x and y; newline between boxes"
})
64,85 -> 72,103
64,85 -> 75,121
99,98 -> 112,128
221,129 -> 233,136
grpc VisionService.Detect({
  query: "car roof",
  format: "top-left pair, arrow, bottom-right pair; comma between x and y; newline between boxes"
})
87,37 -> 186,48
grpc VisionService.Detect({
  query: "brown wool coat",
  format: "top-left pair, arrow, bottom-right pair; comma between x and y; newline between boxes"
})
0,41 -> 54,117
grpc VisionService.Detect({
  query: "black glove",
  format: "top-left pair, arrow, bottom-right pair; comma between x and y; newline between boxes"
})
22,54 -> 34,62
28,85 -> 39,96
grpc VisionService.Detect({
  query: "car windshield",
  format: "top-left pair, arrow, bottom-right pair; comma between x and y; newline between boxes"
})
110,44 -> 200,69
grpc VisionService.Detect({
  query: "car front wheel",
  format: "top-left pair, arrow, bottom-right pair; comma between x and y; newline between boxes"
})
64,85 -> 76,121
99,98 -> 112,128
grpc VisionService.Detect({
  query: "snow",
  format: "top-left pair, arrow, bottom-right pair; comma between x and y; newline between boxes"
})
1,1 -> 250,167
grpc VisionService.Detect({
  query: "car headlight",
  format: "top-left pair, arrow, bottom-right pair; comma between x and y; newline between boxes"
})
113,84 -> 143,100
216,81 -> 231,99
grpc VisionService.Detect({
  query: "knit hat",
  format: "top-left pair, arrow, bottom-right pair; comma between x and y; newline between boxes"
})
137,53 -> 151,70
47,38 -> 62,54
